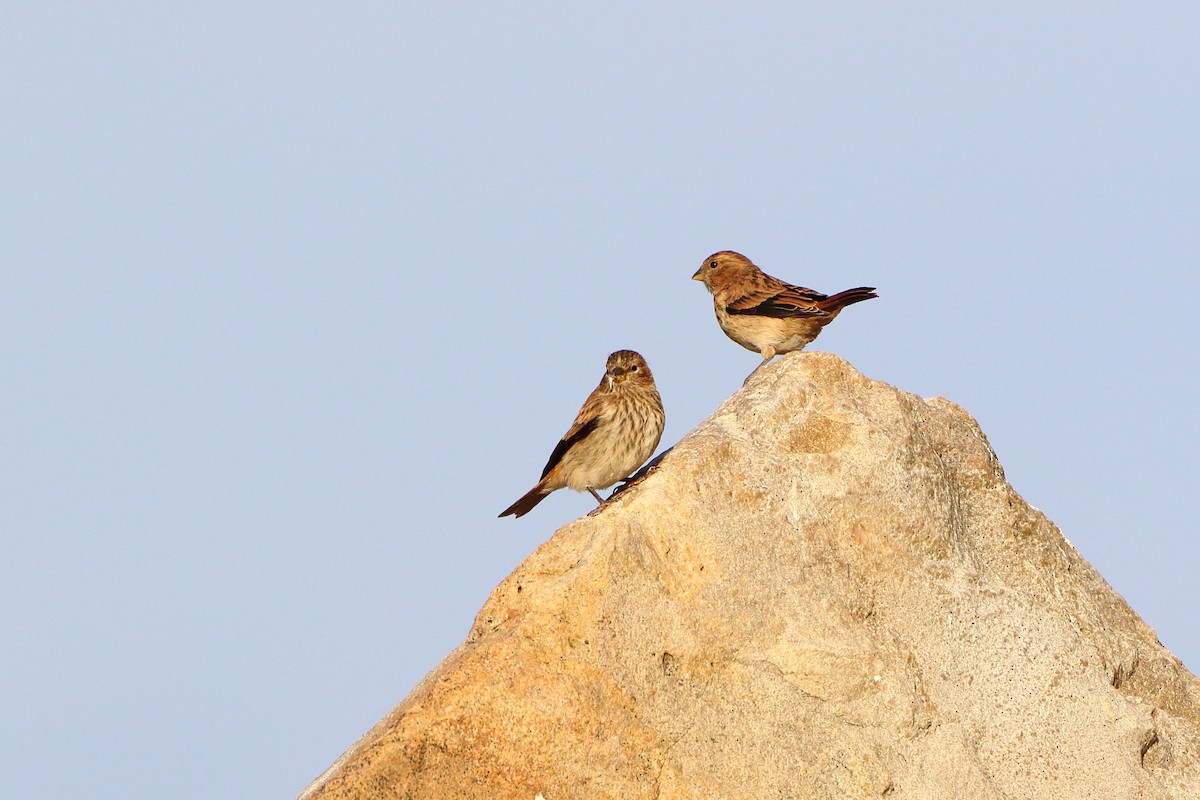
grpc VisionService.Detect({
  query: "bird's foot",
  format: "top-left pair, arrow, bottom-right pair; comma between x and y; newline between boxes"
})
586,449 -> 673,516
609,448 -> 672,500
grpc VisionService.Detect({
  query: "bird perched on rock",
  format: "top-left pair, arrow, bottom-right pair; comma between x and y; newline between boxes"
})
693,250 -> 877,372
499,350 -> 665,519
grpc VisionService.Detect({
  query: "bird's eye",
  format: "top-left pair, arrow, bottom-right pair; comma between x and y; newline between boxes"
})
709,260 -> 718,268
629,365 -> 638,371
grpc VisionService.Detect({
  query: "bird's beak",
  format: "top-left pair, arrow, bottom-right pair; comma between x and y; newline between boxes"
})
691,268 -> 703,281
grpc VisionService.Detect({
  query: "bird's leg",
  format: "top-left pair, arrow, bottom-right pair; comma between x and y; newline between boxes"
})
611,448 -> 671,498
588,488 -> 604,504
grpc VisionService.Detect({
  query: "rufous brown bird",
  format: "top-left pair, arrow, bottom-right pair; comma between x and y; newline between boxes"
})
693,250 -> 877,370
499,350 -> 665,519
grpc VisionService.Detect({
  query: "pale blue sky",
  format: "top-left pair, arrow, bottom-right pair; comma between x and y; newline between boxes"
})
2,4 -> 1197,798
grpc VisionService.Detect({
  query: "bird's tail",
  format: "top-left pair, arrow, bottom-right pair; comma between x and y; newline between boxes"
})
498,484 -> 550,518
820,286 -> 878,314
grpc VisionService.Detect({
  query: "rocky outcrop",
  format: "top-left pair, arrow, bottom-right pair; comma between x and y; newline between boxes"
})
299,353 -> 1200,799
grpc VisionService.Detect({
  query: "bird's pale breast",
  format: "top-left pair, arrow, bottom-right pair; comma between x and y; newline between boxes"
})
561,390 -> 663,491
715,304 -> 822,355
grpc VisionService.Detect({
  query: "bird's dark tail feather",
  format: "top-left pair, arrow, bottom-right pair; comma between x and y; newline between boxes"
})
498,485 -> 550,518
821,286 -> 878,312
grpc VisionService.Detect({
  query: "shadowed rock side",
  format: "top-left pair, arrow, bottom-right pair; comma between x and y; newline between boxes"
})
300,353 -> 1200,800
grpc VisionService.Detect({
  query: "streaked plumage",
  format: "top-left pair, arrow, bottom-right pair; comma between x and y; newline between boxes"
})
693,250 -> 877,367
499,350 -> 665,519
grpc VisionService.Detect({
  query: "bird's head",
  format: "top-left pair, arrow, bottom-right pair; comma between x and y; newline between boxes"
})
605,349 -> 654,389
692,250 -> 755,292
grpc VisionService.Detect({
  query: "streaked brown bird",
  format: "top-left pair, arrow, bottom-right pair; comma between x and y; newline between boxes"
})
693,250 -> 877,370
499,350 -> 666,519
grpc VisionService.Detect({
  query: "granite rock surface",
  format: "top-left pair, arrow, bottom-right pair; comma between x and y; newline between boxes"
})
300,353 -> 1200,800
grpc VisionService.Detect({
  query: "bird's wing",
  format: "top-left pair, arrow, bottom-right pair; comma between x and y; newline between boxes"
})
725,282 -> 831,318
539,416 -> 600,480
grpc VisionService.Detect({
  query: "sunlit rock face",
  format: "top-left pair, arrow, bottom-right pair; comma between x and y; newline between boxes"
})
300,353 -> 1200,800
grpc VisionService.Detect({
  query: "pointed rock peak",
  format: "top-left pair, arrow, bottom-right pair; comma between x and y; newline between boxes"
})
301,353 -> 1200,800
